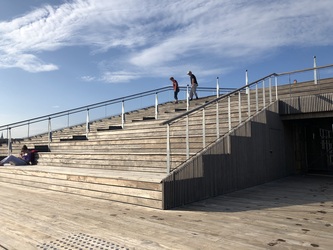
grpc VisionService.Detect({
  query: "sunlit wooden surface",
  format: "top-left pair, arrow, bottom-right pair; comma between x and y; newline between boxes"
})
0,174 -> 332,250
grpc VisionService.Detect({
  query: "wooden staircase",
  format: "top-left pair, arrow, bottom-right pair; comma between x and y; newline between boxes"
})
0,97 -> 215,209
1,78 -> 333,209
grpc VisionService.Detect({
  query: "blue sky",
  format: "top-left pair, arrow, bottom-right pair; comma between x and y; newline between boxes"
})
1,0 -> 333,127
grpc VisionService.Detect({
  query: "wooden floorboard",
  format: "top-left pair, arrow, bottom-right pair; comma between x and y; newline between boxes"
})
0,174 -> 332,250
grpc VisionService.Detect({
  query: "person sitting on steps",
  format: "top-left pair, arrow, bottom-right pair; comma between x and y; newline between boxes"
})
20,145 -> 32,163
0,145 -> 36,166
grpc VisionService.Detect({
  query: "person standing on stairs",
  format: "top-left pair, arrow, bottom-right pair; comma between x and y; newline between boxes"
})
187,70 -> 198,101
170,77 -> 180,104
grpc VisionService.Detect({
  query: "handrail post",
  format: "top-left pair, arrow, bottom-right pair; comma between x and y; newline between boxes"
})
186,115 -> 189,159
216,77 -> 220,98
48,117 -> 52,149
166,123 -> 171,173
275,76 -> 278,100
202,108 -> 206,148
7,127 -> 12,155
238,91 -> 242,123
255,83 -> 259,112
262,80 -> 266,107
314,56 -> 318,85
186,85 -> 190,111
247,84 -> 251,117
216,101 -> 220,139
86,108 -> 90,138
121,100 -> 125,128
228,96 -> 231,130
269,77 -> 272,103
245,70 -> 249,94
155,92 -> 159,120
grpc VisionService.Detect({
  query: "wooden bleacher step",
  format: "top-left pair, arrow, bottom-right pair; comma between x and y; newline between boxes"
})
132,116 -> 155,122
175,108 -> 187,112
97,125 -> 123,131
142,116 -> 155,120
34,145 -> 50,152
60,135 -> 88,141
0,166 -> 163,209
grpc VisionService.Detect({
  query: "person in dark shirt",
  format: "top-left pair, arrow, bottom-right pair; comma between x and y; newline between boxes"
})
20,145 -> 32,163
170,77 -> 180,103
187,71 -> 198,100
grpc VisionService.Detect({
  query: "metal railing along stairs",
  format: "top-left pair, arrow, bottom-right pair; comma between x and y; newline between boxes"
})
0,85 -> 234,155
1,61 -> 333,175
162,62 -> 333,173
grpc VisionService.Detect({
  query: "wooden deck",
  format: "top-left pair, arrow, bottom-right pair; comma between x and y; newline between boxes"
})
0,174 -> 332,249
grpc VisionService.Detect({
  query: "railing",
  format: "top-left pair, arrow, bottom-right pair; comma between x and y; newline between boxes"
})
2,59 -> 333,171
0,84 -> 234,155
162,62 -> 333,173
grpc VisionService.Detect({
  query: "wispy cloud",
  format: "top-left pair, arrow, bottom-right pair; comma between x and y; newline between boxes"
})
0,0 -> 332,80
101,71 -> 142,83
81,75 -> 96,82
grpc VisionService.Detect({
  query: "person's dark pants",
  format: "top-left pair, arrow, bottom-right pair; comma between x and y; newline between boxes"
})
174,91 -> 179,101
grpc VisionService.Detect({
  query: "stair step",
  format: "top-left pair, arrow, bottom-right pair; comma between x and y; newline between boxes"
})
97,125 -> 123,131
132,116 -> 156,122
175,108 -> 187,112
60,135 -> 87,141
0,166 -> 163,209
143,116 -> 156,120
34,145 -> 50,152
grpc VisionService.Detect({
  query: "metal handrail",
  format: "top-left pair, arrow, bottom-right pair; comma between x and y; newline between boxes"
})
276,63 -> 333,76
0,85 -> 235,132
3,62 -> 332,171
162,63 -> 333,127
161,73 -> 277,126
162,63 -> 333,173
0,85 -> 235,145
0,86 -> 170,130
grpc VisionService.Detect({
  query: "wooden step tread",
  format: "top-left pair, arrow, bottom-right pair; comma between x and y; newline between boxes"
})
0,165 -> 166,183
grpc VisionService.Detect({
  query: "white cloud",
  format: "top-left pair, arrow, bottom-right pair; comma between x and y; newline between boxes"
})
0,0 -> 333,79
0,53 -> 58,72
101,71 -> 141,83
81,75 -> 96,82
